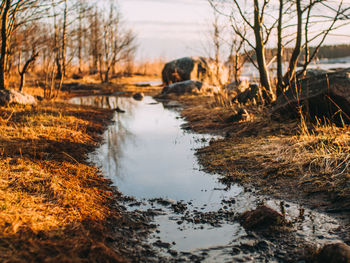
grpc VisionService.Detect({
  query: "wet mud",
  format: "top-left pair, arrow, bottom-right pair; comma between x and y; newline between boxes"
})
70,94 -> 349,262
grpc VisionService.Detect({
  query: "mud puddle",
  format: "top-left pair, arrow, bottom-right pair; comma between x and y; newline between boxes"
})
70,95 -> 345,262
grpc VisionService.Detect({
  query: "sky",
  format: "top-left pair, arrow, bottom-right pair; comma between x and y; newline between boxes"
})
118,0 -> 213,60
118,0 -> 350,61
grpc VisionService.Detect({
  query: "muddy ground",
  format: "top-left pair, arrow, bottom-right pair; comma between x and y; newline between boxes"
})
174,95 -> 350,244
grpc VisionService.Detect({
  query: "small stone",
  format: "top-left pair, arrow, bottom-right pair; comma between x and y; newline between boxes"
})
232,247 -> 241,255
133,92 -> 144,101
315,243 -> 350,263
153,240 -> 171,249
168,249 -> 178,256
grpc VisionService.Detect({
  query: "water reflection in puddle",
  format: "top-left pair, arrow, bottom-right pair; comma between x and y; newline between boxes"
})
70,95 -> 344,260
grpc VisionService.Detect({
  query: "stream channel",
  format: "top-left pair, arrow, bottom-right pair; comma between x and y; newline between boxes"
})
70,95 -> 345,262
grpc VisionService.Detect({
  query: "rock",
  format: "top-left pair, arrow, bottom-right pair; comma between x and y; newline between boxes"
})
161,56 -> 228,86
72,73 -> 83,80
272,68 -> 350,124
160,80 -> 220,97
135,83 -> 151,87
162,80 -> 202,95
223,81 -> 249,94
171,202 -> 187,213
153,240 -> 171,249
232,84 -> 271,105
133,92 -> 144,101
315,243 -> 350,263
296,68 -> 333,77
163,101 -> 182,108
168,249 -> 178,256
115,107 -> 125,113
239,205 -> 287,230
232,246 -> 242,255
225,108 -> 248,123
0,89 -> 37,106
35,95 -> 44,101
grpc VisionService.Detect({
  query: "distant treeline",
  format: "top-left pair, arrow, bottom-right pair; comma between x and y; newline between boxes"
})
310,44 -> 350,59
244,44 -> 350,63
276,44 -> 350,60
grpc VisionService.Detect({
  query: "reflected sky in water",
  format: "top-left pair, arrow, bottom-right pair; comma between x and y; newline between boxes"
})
89,96 -> 241,203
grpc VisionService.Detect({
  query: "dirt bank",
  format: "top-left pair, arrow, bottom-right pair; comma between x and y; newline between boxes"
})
173,94 -> 350,244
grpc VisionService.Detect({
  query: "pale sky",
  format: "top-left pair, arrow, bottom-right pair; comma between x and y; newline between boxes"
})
118,0 -> 350,61
118,0 -> 213,60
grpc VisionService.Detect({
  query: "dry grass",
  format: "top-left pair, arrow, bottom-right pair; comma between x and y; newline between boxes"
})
0,102 -> 127,262
292,123 -> 350,175
179,94 -> 350,210
132,59 -> 165,77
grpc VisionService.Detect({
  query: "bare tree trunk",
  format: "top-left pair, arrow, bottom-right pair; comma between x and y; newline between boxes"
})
78,12 -> 83,73
283,0 -> 302,86
303,0 -> 312,77
234,53 -> 241,85
276,0 -> 284,97
104,69 -> 109,83
90,9 -> 99,74
18,51 -> 39,92
212,12 -> 222,85
0,0 -> 11,90
77,1 -> 85,73
253,0 -> 273,101
61,0 -> 67,77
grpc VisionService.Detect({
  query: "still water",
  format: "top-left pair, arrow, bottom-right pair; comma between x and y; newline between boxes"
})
70,95 -> 344,261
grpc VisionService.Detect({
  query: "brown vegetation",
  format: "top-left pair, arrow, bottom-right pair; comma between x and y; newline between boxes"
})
177,94 -> 350,213
0,102 -> 127,262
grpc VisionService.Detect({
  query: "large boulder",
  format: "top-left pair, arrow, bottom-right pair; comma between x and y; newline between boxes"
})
296,68 -> 333,78
272,68 -> 350,124
161,57 -> 228,86
0,89 -> 37,106
160,80 -> 220,97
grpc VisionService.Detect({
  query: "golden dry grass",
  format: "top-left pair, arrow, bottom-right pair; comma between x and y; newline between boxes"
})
0,102 -> 126,262
179,94 -> 350,210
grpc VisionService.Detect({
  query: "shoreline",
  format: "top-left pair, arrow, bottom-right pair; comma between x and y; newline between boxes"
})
173,94 -> 350,243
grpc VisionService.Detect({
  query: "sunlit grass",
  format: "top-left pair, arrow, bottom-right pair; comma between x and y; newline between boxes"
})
0,102 -> 123,262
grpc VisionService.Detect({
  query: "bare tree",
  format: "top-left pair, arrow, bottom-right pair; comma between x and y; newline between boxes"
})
99,2 -> 136,83
211,11 -> 224,85
15,23 -> 41,91
0,0 -> 48,90
89,7 -> 101,74
276,0 -> 350,95
211,0 -> 350,100
227,32 -> 246,85
276,0 -> 284,96
210,0 -> 277,101
75,0 -> 91,73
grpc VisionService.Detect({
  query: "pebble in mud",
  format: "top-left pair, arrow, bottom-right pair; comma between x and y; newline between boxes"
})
168,249 -> 178,256
232,247 -> 242,255
171,202 -> 187,213
153,240 -> 171,249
